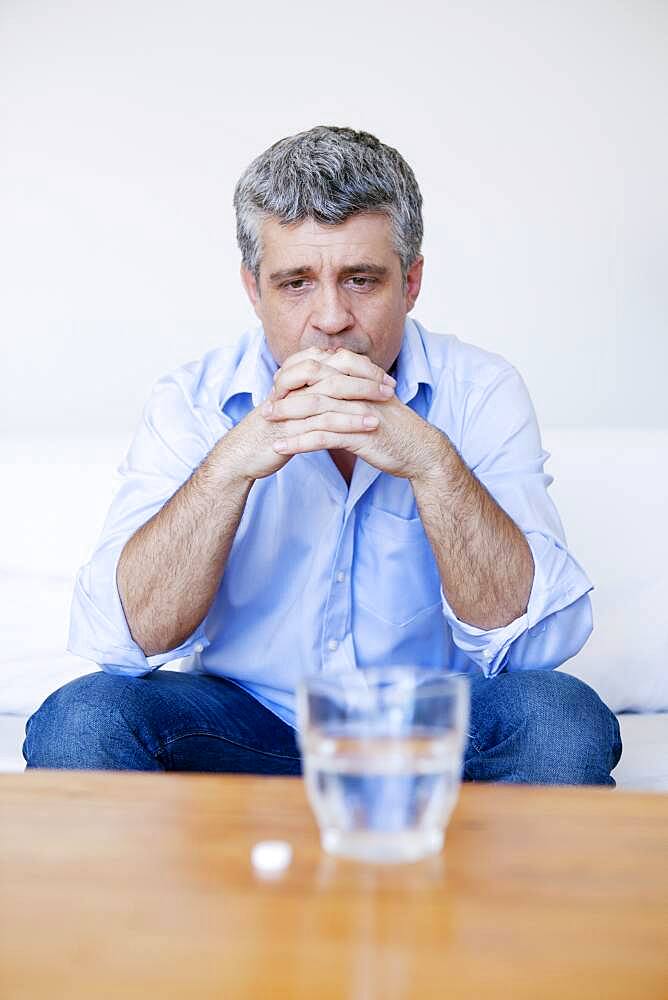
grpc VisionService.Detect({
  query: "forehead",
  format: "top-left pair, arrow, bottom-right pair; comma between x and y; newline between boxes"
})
259,212 -> 397,268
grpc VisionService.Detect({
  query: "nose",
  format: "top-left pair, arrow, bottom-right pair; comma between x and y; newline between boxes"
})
310,282 -> 354,337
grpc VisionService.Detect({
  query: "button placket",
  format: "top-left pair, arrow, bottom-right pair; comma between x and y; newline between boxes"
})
322,512 -> 354,670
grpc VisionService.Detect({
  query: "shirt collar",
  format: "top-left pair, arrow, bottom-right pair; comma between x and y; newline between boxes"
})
391,316 -> 435,407
219,316 -> 434,419
219,327 -> 277,418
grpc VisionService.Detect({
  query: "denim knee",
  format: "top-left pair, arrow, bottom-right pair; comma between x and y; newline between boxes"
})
530,671 -> 620,779
467,669 -> 623,786
22,670 -> 161,771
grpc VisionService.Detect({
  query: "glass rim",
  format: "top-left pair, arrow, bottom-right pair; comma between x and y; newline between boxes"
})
297,666 -> 469,697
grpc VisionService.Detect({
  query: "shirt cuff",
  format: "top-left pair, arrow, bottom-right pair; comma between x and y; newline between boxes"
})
66,541 -> 212,675
144,619 -> 210,668
439,585 -> 529,677
439,530 -> 593,677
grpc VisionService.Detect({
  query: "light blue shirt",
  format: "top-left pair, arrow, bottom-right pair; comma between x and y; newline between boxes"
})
67,317 -> 593,728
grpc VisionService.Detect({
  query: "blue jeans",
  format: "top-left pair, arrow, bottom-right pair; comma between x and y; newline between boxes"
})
22,668 -> 622,786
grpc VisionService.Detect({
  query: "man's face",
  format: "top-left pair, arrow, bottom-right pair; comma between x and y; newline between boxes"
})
240,212 -> 423,373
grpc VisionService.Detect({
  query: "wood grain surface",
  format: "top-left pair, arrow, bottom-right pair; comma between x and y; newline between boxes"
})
1,773 -> 666,999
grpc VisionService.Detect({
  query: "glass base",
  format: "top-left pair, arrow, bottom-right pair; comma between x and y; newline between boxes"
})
321,827 -> 444,864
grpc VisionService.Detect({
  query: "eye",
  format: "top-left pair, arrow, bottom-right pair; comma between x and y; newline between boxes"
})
348,276 -> 377,289
282,279 -> 308,290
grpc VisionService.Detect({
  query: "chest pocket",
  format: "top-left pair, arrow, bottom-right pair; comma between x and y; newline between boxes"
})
354,505 -> 443,627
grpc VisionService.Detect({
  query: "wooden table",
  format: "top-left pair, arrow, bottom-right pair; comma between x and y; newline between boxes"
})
1,773 -> 666,999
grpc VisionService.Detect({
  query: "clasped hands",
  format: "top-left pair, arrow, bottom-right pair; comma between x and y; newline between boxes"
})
258,346 -> 446,482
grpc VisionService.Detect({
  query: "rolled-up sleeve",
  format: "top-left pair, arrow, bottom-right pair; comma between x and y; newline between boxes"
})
67,367 -> 228,676
440,365 -> 593,677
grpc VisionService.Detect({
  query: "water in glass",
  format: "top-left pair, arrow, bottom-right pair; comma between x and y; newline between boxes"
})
297,668 -> 469,864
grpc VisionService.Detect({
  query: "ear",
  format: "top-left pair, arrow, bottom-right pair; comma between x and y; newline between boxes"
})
240,265 -> 262,316
404,256 -> 424,312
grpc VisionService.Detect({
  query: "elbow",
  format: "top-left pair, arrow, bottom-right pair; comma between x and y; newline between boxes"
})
555,593 -> 593,667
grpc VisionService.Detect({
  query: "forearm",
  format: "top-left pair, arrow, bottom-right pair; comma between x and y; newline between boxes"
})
116,435 -> 254,657
410,433 -> 534,630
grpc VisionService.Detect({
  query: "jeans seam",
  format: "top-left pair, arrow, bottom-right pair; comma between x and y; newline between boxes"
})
466,726 -> 483,755
157,731 -> 302,761
466,718 -> 531,762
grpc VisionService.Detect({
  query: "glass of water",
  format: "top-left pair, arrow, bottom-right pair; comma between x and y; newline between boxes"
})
296,667 -> 469,864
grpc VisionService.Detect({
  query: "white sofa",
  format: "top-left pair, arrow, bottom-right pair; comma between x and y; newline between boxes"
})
1,429 -> 666,788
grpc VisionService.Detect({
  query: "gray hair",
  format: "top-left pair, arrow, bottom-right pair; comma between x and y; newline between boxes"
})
233,125 -> 423,291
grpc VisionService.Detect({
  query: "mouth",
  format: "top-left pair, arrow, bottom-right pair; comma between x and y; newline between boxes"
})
327,344 -> 365,354
305,337 -> 369,355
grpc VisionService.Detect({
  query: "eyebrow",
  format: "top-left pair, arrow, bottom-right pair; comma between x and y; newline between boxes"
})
268,262 -> 390,284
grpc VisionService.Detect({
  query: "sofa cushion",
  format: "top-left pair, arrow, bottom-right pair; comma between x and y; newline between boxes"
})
546,429 -> 668,712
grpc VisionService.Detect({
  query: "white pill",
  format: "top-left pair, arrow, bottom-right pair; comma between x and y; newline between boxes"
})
251,840 -> 293,875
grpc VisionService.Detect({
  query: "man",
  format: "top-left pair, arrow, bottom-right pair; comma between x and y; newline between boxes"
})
23,125 -> 621,783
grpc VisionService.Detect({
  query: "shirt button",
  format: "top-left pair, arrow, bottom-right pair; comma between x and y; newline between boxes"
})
327,639 -> 339,652
482,650 -> 492,660
336,571 -> 345,583
194,642 -> 205,654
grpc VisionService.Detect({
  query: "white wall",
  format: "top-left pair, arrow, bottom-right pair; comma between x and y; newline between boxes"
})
1,0 -> 666,436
